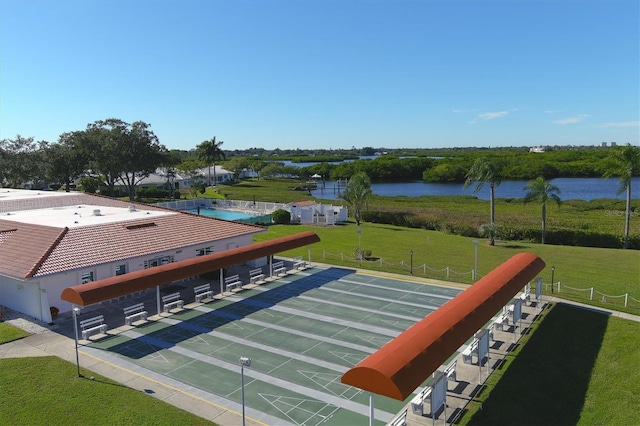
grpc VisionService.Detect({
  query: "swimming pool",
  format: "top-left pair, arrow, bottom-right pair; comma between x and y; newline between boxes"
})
186,207 -> 272,224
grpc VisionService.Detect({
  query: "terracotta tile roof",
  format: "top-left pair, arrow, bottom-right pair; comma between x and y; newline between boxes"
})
0,221 -> 66,279
0,192 -> 265,279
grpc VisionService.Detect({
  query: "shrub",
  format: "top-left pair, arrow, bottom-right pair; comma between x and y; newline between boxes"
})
272,209 -> 291,225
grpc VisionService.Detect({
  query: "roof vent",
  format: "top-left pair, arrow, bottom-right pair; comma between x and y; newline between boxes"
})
93,209 -> 102,216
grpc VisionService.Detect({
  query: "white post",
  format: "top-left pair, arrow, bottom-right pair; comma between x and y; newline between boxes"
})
219,269 -> 224,294
72,306 -> 82,377
307,245 -> 312,266
625,293 -> 628,307
369,393 -> 374,426
473,240 -> 479,282
156,287 -> 161,316
590,287 -> 594,300
240,357 -> 252,426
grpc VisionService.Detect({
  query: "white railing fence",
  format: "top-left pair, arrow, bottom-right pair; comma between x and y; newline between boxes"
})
320,250 -> 638,312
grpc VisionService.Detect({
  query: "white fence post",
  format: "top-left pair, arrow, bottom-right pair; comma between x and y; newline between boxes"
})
590,287 -> 594,300
625,293 -> 628,307
557,281 -> 561,293
446,266 -> 450,279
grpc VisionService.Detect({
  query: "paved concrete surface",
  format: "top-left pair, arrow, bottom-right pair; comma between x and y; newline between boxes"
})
1,266 -> 638,426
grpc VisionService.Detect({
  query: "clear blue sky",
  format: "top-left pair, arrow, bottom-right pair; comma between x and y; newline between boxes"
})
1,0 -> 638,151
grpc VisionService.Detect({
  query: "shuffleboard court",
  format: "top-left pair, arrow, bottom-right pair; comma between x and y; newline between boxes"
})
87,266 -> 465,425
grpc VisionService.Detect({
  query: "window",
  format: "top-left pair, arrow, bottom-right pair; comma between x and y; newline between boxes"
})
115,264 -> 127,276
81,271 -> 94,284
196,246 -> 214,256
144,255 -> 174,269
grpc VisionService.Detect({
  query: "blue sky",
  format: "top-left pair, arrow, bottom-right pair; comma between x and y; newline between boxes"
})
1,0 -> 638,151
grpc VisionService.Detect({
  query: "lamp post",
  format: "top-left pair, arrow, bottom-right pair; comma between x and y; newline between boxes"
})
72,306 -> 82,377
551,266 -> 555,294
410,250 -> 413,275
473,240 -> 479,282
356,227 -> 362,267
239,357 -> 252,426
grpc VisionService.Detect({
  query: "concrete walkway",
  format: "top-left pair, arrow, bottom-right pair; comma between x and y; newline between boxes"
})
1,286 -> 638,426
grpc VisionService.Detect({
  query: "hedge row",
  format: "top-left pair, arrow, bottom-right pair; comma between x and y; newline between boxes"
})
361,210 -> 639,249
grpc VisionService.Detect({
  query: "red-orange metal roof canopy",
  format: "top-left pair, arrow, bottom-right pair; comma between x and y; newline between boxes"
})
341,252 -> 545,401
61,231 -> 320,306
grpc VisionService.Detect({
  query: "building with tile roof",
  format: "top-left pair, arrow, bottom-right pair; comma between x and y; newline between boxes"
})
0,189 -> 266,322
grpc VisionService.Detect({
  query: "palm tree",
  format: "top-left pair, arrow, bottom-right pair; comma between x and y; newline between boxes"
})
196,136 -> 225,186
602,143 -> 640,249
339,172 -> 372,226
524,177 -> 561,244
464,157 -> 502,245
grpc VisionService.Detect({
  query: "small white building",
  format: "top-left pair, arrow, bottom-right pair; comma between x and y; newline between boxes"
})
0,189 -> 266,322
288,200 -> 348,225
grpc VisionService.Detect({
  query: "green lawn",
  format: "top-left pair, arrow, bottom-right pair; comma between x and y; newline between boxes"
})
0,355 -> 215,426
462,303 -> 640,425
0,322 -> 29,344
255,222 -> 640,315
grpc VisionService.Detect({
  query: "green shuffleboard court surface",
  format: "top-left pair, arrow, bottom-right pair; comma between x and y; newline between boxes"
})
89,266 -> 464,425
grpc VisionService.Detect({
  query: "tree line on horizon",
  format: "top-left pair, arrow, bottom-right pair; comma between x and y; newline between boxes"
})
1,119 -> 638,248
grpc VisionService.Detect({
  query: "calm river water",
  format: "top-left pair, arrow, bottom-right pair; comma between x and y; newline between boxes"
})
309,177 -> 640,201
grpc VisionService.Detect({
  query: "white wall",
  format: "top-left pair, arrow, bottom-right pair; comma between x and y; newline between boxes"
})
0,276 -> 50,322
39,233 -> 258,314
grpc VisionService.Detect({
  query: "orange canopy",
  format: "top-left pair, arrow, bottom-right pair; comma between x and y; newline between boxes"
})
61,231 -> 320,306
341,252 -> 545,400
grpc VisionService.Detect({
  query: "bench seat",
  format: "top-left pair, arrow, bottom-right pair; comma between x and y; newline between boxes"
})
123,303 -> 147,326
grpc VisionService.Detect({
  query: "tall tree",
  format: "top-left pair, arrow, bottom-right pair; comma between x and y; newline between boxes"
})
602,143 -> 640,249
0,135 -> 41,188
84,118 -> 166,200
45,132 -> 88,192
339,172 -> 372,226
196,136 -> 225,186
464,157 -> 503,245
524,177 -> 561,244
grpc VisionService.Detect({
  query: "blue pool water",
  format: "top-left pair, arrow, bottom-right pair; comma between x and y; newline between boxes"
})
186,208 -> 272,224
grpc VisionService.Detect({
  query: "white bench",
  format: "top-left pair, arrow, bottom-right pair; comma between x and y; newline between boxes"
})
292,256 -> 306,270
443,360 -> 457,382
493,309 -> 511,331
272,261 -> 286,276
462,338 -> 479,365
519,284 -> 531,305
225,274 -> 242,292
80,315 -> 108,340
389,409 -> 407,426
194,283 -> 213,303
411,386 -> 433,416
123,303 -> 147,326
249,268 -> 265,284
162,292 -> 184,313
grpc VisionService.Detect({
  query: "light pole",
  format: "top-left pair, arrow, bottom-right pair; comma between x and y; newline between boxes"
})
72,306 -> 82,377
551,266 -> 555,294
473,240 -> 479,282
239,356 -> 252,426
356,227 -> 362,267
410,250 -> 413,275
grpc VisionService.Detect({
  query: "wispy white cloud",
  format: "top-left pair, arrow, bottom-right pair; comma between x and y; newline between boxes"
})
544,109 -> 562,114
599,121 -> 639,128
553,114 -> 589,125
468,110 -> 508,124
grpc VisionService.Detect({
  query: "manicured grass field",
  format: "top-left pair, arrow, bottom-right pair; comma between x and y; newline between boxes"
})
0,322 -> 29,344
255,222 -> 640,314
461,303 -> 640,425
0,355 -> 215,426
